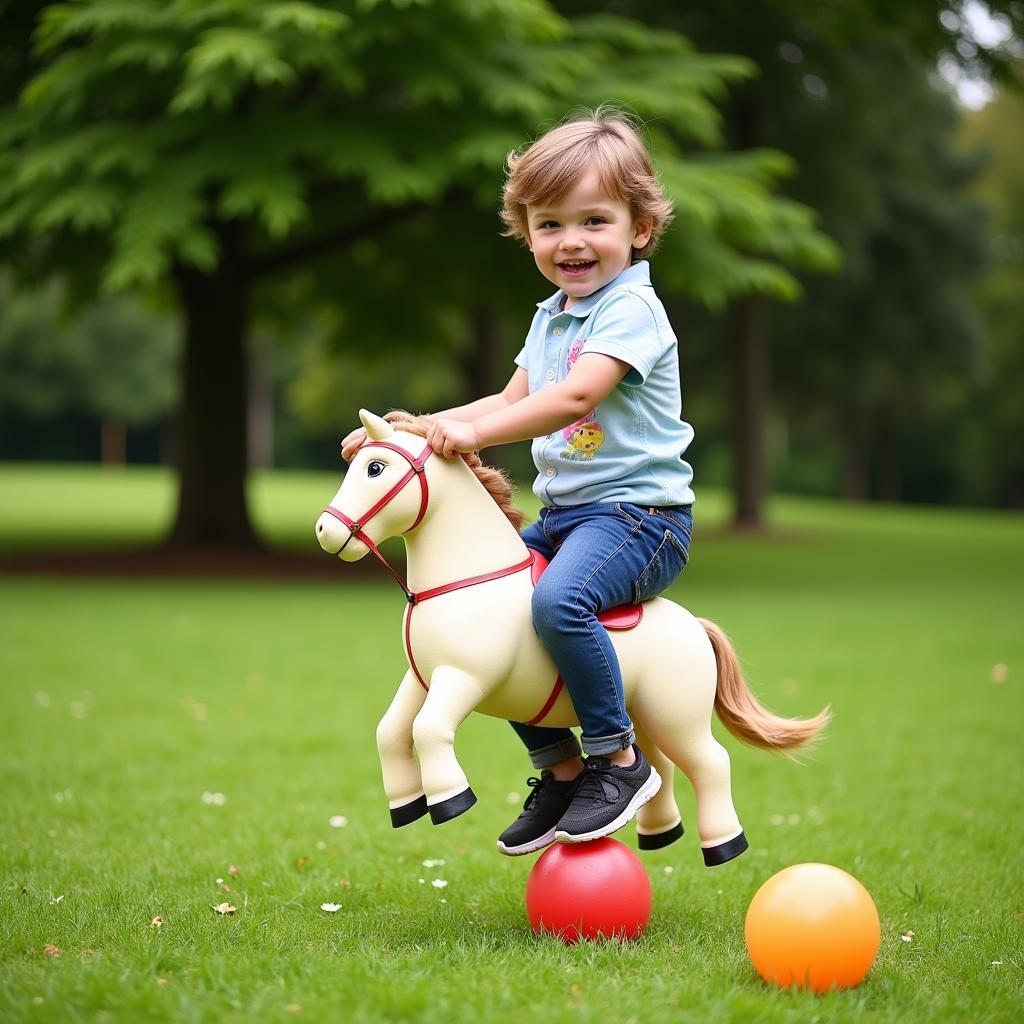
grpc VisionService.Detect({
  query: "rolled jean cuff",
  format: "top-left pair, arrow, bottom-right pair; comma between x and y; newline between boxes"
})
581,728 -> 635,757
528,735 -> 583,769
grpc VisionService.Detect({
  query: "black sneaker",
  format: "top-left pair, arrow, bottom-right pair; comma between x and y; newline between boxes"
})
554,745 -> 661,843
496,771 -> 581,856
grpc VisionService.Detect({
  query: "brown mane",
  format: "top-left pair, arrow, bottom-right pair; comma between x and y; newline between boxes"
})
383,411 -> 525,532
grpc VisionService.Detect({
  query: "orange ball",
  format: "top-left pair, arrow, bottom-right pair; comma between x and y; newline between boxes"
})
744,863 -> 881,992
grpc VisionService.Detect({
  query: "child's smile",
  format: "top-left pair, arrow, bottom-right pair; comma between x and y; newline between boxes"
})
527,169 -> 652,309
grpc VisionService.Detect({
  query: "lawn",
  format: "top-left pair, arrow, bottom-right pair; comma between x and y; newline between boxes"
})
1,465 -> 1022,1023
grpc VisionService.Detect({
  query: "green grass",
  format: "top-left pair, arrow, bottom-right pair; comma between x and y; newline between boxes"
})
2,465 -> 1023,1022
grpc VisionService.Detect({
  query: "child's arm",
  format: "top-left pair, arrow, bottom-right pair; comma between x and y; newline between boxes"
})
431,370 -> 529,423
427,354 -> 628,457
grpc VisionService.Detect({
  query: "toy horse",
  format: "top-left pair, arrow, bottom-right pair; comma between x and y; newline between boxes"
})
316,410 -> 829,865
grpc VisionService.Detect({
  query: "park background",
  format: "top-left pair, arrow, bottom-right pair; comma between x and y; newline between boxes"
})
1,1 -> 1022,1022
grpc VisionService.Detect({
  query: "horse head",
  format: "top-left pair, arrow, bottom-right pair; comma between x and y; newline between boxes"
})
315,409 -> 434,562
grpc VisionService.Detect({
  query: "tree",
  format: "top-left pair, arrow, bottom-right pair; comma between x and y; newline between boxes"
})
566,0 -> 1021,521
0,274 -> 178,462
0,0 -> 837,547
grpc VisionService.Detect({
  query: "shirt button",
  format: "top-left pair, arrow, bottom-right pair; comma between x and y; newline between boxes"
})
545,369 -> 555,381
553,327 -> 563,335
545,468 -> 555,477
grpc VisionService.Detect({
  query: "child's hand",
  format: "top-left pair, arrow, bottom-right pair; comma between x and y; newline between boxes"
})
340,426 -> 368,462
427,418 -> 479,458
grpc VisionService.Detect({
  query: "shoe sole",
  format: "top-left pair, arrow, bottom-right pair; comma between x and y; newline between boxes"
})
554,766 -> 662,844
496,826 -> 557,857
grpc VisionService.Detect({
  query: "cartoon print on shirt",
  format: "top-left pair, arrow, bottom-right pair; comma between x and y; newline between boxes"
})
562,421 -> 605,460
560,332 -> 604,462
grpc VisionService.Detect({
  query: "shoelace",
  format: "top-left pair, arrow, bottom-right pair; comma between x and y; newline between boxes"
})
521,775 -> 547,811
571,758 -> 620,805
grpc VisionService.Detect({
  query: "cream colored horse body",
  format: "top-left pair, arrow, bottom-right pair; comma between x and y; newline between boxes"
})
315,412 -> 771,862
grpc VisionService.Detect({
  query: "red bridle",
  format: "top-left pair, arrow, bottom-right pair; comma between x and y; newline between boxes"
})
321,438 -> 534,606
321,440 -> 434,601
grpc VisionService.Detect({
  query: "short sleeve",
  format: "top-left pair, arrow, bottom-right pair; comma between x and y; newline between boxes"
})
582,290 -> 667,385
514,345 -> 528,370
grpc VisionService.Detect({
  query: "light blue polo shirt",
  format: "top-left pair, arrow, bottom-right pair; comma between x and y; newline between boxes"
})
514,261 -> 695,508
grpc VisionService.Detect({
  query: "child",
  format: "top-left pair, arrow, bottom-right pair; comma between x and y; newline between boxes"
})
342,109 -> 694,856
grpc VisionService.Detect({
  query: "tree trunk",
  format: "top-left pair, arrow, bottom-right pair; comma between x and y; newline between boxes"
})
841,407 -> 870,501
248,332 -> 274,471
100,420 -> 126,467
460,304 -> 509,472
168,227 -> 259,549
732,296 -> 767,528
875,406 -> 902,503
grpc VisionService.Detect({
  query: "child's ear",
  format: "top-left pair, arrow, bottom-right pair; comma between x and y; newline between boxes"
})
632,218 -> 653,251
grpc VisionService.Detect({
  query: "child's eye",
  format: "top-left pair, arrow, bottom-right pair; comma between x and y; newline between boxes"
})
585,216 -> 606,226
538,220 -> 559,229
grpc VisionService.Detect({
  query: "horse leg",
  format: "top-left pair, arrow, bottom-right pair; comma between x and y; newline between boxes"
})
642,716 -> 748,867
411,666 -> 483,825
633,721 -> 684,850
376,670 -> 429,827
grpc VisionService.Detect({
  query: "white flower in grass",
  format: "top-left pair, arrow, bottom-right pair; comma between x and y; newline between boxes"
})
201,792 -> 227,806
421,859 -> 445,868
329,815 -> 348,828
320,902 -> 343,913
431,879 -> 448,889
506,792 -> 521,804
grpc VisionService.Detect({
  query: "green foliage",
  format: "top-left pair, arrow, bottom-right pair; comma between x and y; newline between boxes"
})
0,0 -> 835,306
0,274 -> 178,424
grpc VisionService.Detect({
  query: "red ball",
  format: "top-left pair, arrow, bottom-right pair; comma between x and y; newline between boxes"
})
745,863 -> 881,992
525,838 -> 652,944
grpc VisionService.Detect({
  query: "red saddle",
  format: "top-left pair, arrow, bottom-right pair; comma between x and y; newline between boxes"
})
529,551 -> 643,630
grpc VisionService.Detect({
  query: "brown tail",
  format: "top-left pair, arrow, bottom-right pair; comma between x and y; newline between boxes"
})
699,618 -> 831,753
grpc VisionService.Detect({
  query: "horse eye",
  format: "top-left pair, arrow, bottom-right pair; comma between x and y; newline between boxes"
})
367,460 -> 386,478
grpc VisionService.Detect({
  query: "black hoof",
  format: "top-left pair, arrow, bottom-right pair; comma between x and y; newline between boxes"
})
389,795 -> 428,828
428,787 -> 477,824
702,830 -> 748,866
637,821 -> 684,850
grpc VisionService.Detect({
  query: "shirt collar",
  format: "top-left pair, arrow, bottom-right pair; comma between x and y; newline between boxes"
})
536,260 -> 652,319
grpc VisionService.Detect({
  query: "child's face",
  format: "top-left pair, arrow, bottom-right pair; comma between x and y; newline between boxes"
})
525,168 -> 652,309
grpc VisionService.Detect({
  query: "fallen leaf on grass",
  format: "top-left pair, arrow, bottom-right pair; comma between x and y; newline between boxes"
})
150,916 -> 164,928
294,857 -> 309,869
901,930 -> 915,942
49,895 -> 65,905
212,902 -> 237,916
156,977 -> 169,986
219,885 -> 231,893
228,864 -> 241,876
991,664 -> 1009,684
43,945 -> 61,957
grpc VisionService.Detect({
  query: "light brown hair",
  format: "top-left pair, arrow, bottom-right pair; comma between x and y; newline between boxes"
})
500,107 -> 674,261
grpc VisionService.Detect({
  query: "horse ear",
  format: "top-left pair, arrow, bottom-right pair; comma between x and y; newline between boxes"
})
359,409 -> 394,440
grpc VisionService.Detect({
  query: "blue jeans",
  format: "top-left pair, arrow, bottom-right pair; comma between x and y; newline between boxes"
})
511,501 -> 692,768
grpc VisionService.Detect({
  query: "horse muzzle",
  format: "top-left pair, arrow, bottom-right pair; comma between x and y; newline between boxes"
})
315,510 -> 367,561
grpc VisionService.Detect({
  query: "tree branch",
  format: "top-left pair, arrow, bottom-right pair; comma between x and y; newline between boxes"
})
245,202 -> 424,280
